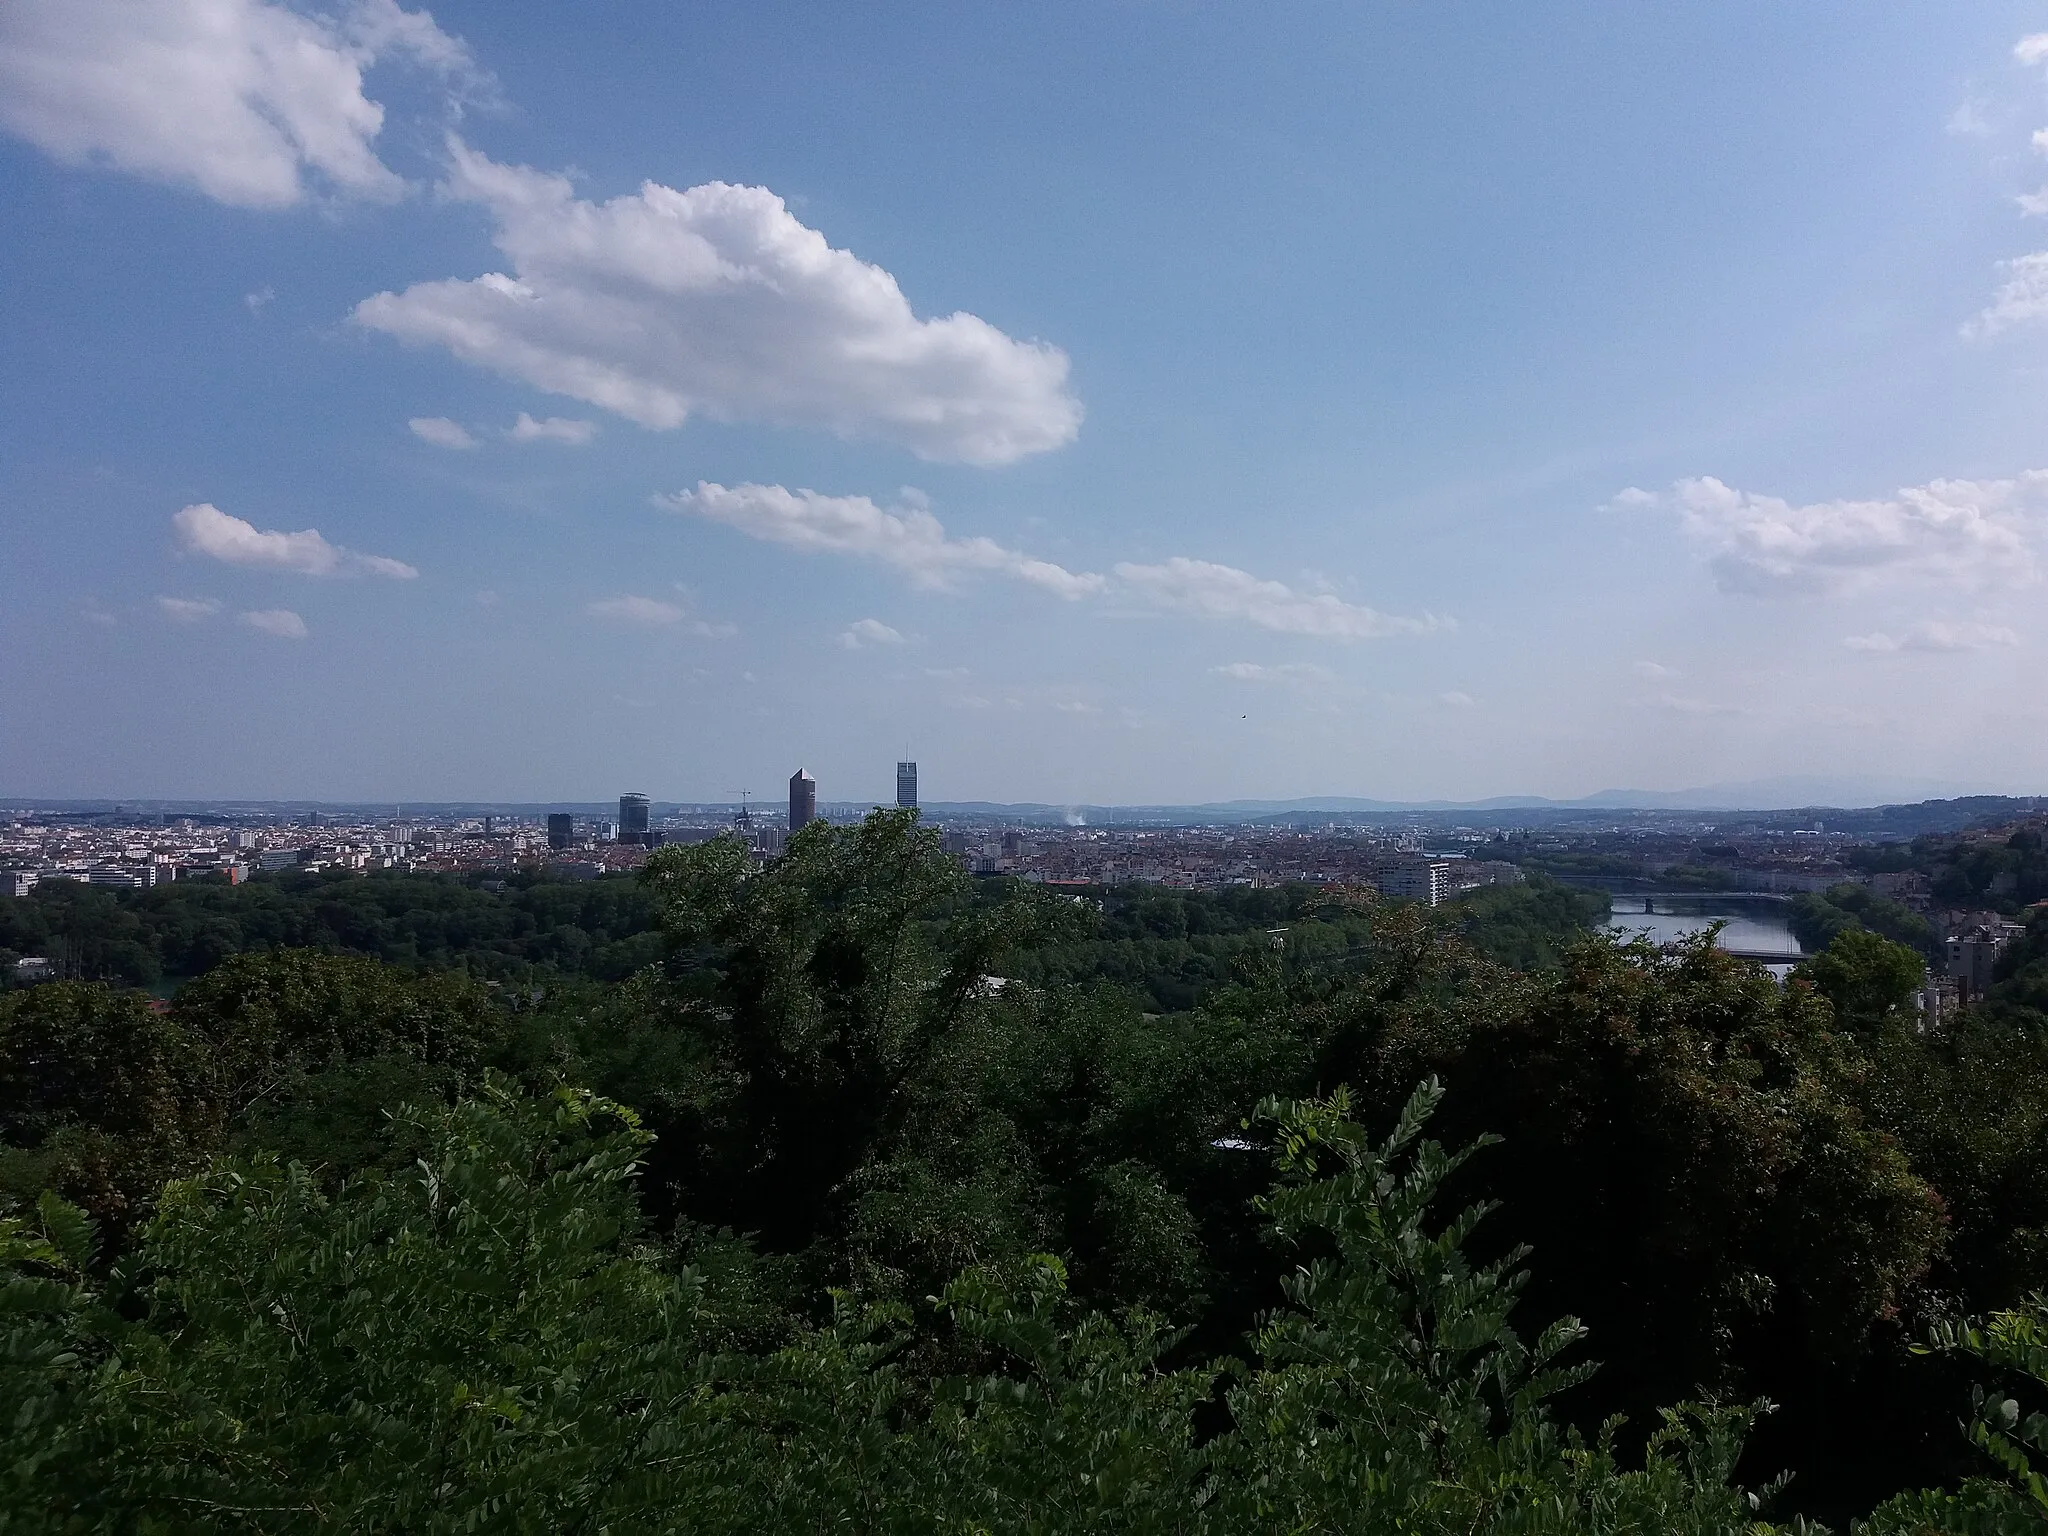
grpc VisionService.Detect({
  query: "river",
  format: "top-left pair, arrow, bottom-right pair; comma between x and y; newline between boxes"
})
1600,893 -> 1806,973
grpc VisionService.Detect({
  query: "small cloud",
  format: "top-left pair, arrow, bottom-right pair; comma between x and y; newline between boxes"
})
1630,691 -> 1743,716
474,589 -> 499,606
156,596 -> 222,622
690,619 -> 738,639
1050,699 -> 1102,715
1211,661 -> 1338,685
1121,558 -> 1442,639
924,666 -> 970,678
2018,33 -> 2048,65
241,608 -> 307,639
1968,252 -> 2048,333
1631,660 -> 1676,679
1439,690 -> 1475,707
409,416 -> 477,450
947,694 -> 995,710
244,286 -> 275,312
80,603 -> 117,627
1845,620 -> 2020,653
174,502 -> 417,578
588,595 -> 683,626
506,412 -> 597,445
837,617 -> 906,649
664,481 -> 1102,597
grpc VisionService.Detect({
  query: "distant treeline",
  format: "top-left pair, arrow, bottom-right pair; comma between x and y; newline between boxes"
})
0,870 -> 666,987
0,864 -> 1610,1003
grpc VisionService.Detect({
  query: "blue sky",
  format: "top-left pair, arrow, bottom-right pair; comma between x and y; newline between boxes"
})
4,1 -> 2048,805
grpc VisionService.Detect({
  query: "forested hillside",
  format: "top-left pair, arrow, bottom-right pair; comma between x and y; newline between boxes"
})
8,811 -> 2048,1531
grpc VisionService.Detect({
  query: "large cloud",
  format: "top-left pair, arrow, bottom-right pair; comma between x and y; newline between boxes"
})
355,144 -> 1082,465
173,502 -> 417,578
1616,473 -> 2048,595
661,482 -> 1103,597
1114,558 -> 1444,638
0,0 -> 475,209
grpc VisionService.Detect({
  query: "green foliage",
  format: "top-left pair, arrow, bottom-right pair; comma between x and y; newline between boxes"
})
1,1073 -> 1794,1534
1798,929 -> 1927,1036
1,953 -> 501,1237
1282,925 -> 1946,1508
1864,1297 -> 2048,1532
17,812 -> 2048,1524
1006,881 -> 1374,1013
632,811 -> 1083,1279
1207,1081 -> 1780,1533
1452,873 -> 1612,970
1789,884 -> 1935,959
0,868 -> 663,986
0,983 -> 214,1232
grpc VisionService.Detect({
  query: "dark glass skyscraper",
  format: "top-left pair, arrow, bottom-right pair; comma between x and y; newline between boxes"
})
789,769 -> 816,832
547,813 -> 574,850
896,761 -> 917,809
618,793 -> 651,846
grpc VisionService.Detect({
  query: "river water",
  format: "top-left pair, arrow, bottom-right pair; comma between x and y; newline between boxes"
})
1600,894 -> 1806,970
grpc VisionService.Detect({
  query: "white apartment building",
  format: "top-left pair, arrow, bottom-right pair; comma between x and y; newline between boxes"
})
1375,859 -> 1453,907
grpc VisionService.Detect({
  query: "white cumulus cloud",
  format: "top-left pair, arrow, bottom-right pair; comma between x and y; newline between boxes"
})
173,503 -> 418,578
156,596 -> 222,622
408,415 -> 476,449
1967,252 -> 2048,332
506,412 -> 596,445
1616,473 -> 2048,595
1115,558 -> 1443,638
354,142 -> 1081,464
0,0 -> 477,209
241,607 -> 307,638
662,482 -> 1103,597
837,618 -> 906,649
1844,621 -> 2021,653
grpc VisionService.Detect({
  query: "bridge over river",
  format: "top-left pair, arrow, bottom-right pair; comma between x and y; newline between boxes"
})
1596,889 -> 1811,965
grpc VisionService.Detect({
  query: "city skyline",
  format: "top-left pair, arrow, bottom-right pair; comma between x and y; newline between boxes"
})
5,4 -> 2048,803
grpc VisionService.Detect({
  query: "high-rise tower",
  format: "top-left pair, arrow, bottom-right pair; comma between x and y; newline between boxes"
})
789,769 -> 816,832
618,793 -> 651,846
896,761 -> 917,809
546,813 -> 574,850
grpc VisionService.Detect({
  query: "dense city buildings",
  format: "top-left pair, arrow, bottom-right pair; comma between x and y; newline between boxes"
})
4,790 -> 2043,997
897,761 -> 917,810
